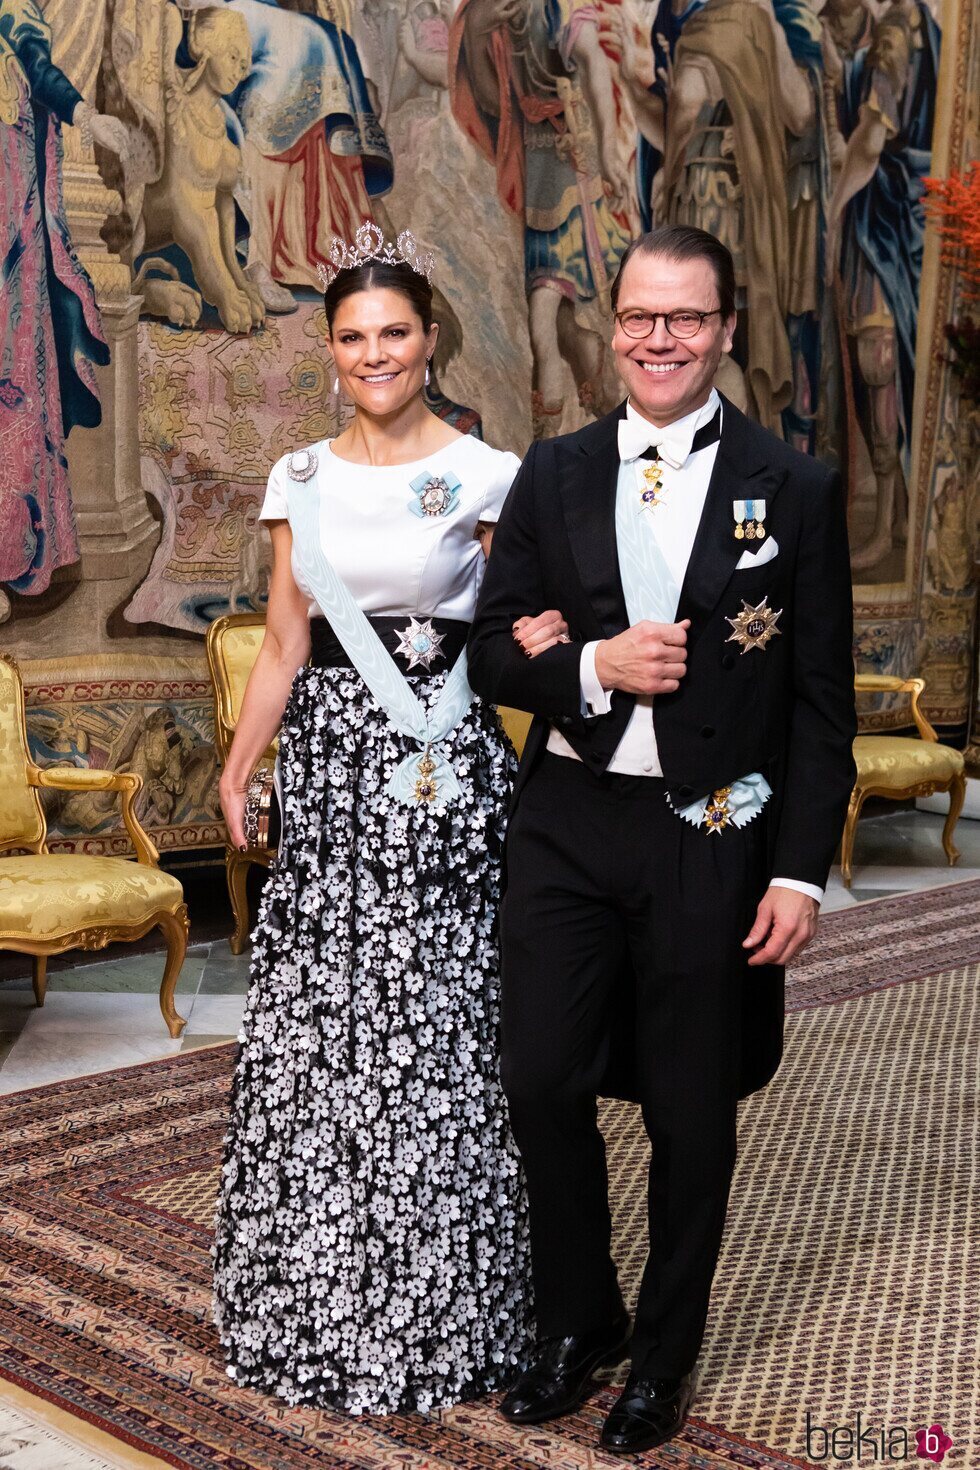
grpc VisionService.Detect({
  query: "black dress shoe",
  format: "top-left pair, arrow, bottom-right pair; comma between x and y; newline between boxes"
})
499,1316 -> 631,1424
600,1370 -> 695,1454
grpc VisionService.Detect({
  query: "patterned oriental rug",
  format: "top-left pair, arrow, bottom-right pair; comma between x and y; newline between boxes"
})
0,880 -> 977,1469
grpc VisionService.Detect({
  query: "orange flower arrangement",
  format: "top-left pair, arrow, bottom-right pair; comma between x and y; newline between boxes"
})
924,161 -> 980,401
925,161 -> 980,295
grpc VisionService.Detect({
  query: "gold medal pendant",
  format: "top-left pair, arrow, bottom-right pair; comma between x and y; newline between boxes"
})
640,460 -> 666,510
702,787 -> 733,833
745,521 -> 757,540
734,522 -> 745,540
414,750 -> 438,805
725,597 -> 783,654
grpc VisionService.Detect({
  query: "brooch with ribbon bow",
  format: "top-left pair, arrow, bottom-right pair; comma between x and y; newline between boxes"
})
408,469 -> 461,518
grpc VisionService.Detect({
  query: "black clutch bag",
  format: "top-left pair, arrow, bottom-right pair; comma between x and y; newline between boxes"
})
242,767 -> 282,852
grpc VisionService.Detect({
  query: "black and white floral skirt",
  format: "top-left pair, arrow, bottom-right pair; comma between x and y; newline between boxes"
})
212,666 -> 534,1415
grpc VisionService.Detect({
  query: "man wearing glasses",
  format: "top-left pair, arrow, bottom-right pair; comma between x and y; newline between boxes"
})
467,226 -> 856,1454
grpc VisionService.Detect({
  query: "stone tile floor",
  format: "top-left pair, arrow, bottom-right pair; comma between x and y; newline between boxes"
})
2,805 -> 979,1095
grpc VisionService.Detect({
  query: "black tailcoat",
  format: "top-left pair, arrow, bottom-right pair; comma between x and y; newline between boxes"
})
467,396 -> 857,1099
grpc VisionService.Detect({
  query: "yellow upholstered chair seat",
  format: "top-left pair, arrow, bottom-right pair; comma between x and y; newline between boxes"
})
498,706 -> 532,758
842,674 -> 967,887
0,652 -> 189,1034
0,856 -> 185,941
206,613 -> 279,954
852,735 -> 964,788
219,622 -> 270,723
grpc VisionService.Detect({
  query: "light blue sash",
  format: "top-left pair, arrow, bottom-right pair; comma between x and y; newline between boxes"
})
614,460 -> 771,826
287,481 -> 475,807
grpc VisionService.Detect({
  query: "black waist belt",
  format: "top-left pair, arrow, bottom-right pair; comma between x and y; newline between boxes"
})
309,615 -> 470,676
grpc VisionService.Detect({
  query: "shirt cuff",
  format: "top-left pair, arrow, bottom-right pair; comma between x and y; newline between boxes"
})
580,641 -> 613,717
770,877 -> 824,905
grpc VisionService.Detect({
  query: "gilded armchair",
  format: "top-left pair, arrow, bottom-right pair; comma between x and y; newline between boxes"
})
206,613 -> 278,954
0,654 -> 189,1035
842,674 -> 967,887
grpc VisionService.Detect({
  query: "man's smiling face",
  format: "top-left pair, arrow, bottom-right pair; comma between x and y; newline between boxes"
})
612,251 -> 736,427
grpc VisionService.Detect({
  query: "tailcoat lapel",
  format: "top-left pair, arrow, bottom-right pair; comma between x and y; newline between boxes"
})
557,403 -> 629,638
675,395 -> 786,648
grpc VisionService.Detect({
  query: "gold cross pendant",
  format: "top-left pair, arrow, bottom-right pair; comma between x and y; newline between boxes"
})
702,786 -> 733,833
640,460 -> 666,510
414,749 -> 438,804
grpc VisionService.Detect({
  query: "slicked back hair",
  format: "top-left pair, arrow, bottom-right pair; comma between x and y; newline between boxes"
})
610,226 -> 736,319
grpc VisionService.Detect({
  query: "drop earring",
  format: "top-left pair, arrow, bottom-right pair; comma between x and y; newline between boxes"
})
424,360 -> 431,387
333,375 -> 340,395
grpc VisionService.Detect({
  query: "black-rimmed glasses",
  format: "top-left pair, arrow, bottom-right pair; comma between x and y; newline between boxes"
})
615,308 -> 723,340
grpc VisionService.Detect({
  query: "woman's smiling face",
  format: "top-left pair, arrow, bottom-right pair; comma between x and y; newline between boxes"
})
328,288 -> 438,417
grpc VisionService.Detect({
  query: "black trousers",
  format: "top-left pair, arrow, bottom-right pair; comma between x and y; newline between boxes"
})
500,752 -> 769,1378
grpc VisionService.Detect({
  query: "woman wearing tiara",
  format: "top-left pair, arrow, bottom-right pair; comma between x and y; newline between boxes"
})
212,225 -> 565,1415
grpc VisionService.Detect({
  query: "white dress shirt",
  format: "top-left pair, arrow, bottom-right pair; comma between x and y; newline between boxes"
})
546,390 -> 823,905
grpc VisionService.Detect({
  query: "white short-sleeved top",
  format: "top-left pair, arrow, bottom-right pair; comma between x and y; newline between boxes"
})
259,436 -> 521,621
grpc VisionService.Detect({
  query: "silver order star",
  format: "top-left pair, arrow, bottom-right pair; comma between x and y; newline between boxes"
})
395,616 -> 445,671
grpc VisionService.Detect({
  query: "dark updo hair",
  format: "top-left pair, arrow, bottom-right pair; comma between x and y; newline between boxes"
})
610,225 -> 736,320
323,260 -> 434,333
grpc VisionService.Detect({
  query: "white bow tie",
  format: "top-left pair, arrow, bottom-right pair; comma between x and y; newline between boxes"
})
617,415 -> 694,470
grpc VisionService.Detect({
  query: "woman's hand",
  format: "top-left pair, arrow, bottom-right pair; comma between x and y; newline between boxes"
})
219,770 -> 249,852
513,610 -> 571,658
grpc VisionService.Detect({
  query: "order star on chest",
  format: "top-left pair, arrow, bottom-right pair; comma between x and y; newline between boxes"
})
726,597 -> 783,654
395,616 -> 445,671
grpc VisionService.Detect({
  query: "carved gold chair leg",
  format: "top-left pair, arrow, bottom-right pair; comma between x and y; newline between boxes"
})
32,954 -> 48,1008
226,847 -> 251,956
158,905 -> 190,1039
840,788 -> 866,889
943,773 -> 966,867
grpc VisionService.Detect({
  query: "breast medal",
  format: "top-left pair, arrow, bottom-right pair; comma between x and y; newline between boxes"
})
733,498 -> 767,541
725,596 -> 783,654
395,615 -> 446,671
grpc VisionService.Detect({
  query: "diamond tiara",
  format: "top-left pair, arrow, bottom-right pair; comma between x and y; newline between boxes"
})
315,223 -> 435,291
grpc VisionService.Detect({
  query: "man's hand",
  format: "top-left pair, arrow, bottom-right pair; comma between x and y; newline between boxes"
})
743,886 -> 818,967
513,610 -> 570,657
594,619 -> 691,695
